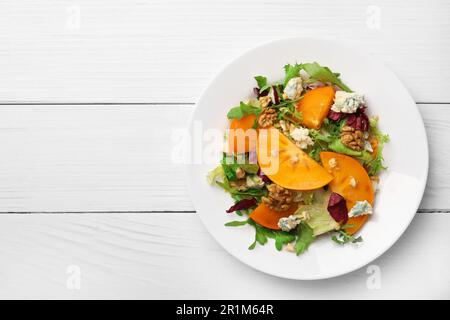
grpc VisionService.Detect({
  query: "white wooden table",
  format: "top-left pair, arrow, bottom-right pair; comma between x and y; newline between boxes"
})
0,0 -> 449,299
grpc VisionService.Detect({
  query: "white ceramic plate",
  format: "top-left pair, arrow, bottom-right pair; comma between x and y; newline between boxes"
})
187,38 -> 428,280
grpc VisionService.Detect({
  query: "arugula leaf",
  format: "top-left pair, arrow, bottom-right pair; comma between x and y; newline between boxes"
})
277,105 -> 303,124
274,232 -> 296,251
309,128 -> 333,161
216,180 -> 267,200
302,62 -> 352,92
248,220 -> 272,249
238,188 -> 267,198
220,154 -> 259,180
227,101 -> 261,120
225,220 -> 249,227
221,156 -> 240,181
294,222 -> 315,256
321,118 -> 346,137
331,230 -> 363,245
308,119 -> 346,161
283,63 -> 303,86
254,225 -> 268,247
232,216 -> 316,253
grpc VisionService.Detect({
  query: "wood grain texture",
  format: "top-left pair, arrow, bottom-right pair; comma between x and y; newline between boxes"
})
0,103 -> 445,212
0,212 -> 448,299
0,0 -> 449,103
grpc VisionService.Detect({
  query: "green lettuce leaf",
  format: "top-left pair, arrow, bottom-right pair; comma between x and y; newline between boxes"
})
294,222 -> 314,255
297,189 -> 340,236
254,75 -> 272,92
227,101 -> 261,120
206,165 -> 225,185
283,63 -> 303,86
302,62 -> 352,92
328,139 -> 363,156
366,117 -> 390,176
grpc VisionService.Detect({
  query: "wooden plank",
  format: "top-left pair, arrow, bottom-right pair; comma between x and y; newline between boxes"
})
0,212 -> 448,299
0,0 -> 449,103
0,103 -> 446,212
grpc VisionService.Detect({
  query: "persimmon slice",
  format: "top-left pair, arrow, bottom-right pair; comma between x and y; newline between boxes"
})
257,128 -> 333,190
345,215 -> 369,235
228,114 -> 257,154
320,151 -> 374,234
249,203 -> 298,230
296,86 -> 335,129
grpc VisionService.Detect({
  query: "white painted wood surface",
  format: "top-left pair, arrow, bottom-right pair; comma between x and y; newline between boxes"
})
0,0 -> 449,103
0,213 -> 448,299
0,0 -> 449,299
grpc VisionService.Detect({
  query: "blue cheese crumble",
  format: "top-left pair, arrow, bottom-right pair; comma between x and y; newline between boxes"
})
278,215 -> 301,232
331,91 -> 365,113
245,175 -> 265,189
289,127 -> 313,149
348,200 -> 373,217
283,77 -> 303,100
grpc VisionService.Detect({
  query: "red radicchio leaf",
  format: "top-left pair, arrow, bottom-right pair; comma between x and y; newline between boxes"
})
226,198 -> 257,213
346,109 -> 369,131
327,192 -> 348,223
253,87 -> 269,98
257,168 -> 271,183
271,86 -> 279,104
306,81 -> 325,90
328,110 -> 347,121
253,87 -> 261,98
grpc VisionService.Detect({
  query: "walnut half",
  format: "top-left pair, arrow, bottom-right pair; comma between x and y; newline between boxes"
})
340,126 -> 364,151
262,184 -> 294,211
258,108 -> 277,128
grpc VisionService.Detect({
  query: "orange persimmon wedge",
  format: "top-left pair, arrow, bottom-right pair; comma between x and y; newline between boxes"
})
249,203 -> 299,230
257,128 -> 333,190
369,136 -> 379,157
344,215 -> 369,235
320,152 -> 374,235
296,86 -> 335,129
228,114 -> 257,154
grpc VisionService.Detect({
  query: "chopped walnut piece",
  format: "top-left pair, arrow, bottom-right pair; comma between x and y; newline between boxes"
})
229,179 -> 248,191
262,183 -> 294,211
235,167 -> 246,179
340,125 -> 365,151
258,108 -> 277,128
258,96 -> 271,108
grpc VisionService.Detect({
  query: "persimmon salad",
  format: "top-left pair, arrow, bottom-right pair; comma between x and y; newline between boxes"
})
207,62 -> 389,255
